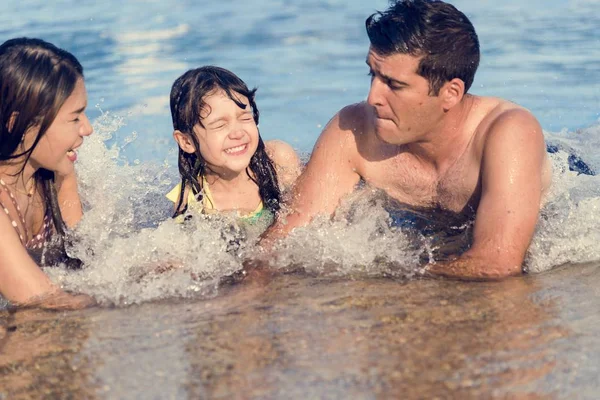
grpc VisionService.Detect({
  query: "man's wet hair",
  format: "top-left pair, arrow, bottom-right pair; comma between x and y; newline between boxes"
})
366,0 -> 480,96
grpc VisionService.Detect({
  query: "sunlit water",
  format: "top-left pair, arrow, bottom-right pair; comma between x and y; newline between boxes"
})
1,0 -> 600,398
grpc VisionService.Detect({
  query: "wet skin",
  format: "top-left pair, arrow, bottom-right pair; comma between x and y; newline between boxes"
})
264,50 -> 552,280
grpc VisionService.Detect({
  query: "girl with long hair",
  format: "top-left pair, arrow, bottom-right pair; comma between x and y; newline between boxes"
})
167,66 -> 299,229
0,38 -> 94,308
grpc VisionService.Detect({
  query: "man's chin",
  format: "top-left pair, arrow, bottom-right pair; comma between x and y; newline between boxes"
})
374,127 -> 401,145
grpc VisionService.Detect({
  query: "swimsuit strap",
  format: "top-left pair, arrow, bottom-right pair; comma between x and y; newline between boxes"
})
0,178 -> 29,245
200,175 -> 264,218
25,210 -> 52,250
201,175 -> 216,210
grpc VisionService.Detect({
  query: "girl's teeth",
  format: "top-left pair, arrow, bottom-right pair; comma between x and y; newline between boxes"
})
225,145 -> 245,154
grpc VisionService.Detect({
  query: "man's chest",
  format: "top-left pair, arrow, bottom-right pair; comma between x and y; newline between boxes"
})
359,155 -> 481,213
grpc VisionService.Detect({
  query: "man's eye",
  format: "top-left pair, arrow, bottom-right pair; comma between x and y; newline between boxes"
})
72,118 -> 80,122
388,81 -> 403,90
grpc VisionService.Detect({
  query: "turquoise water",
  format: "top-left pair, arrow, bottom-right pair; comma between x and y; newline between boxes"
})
1,2 -> 600,398
2,0 -> 598,158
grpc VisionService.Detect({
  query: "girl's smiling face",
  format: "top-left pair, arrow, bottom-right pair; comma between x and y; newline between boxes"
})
193,89 -> 259,177
26,78 -> 93,176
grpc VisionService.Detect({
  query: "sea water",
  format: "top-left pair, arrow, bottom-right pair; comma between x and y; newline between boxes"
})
7,0 -> 592,305
1,0 -> 600,398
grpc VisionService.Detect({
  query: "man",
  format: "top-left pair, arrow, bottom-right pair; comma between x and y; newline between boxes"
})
264,0 -> 552,280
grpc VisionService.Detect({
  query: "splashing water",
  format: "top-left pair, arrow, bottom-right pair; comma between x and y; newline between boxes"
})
262,190 -> 425,278
45,112 -> 247,306
527,125 -> 600,272
40,114 -> 600,306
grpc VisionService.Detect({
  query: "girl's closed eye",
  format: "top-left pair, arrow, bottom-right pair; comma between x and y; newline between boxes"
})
208,120 -> 227,130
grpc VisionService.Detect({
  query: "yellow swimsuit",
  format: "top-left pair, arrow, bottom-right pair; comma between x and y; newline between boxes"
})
166,176 -> 273,225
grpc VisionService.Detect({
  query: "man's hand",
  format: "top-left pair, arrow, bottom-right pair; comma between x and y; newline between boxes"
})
426,254 -> 522,281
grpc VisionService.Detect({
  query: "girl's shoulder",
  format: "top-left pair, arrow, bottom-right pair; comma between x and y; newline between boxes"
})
265,140 -> 298,164
264,140 -> 301,188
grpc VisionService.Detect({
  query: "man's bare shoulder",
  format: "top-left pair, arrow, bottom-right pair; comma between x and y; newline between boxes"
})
471,96 -> 543,151
336,101 -> 372,133
319,101 -> 372,145
475,97 -> 551,191
313,102 -> 372,161
476,96 -> 537,130
484,99 -> 542,141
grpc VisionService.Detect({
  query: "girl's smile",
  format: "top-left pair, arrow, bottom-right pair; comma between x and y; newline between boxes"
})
224,143 -> 249,156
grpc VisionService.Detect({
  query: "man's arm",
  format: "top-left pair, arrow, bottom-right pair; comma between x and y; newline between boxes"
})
428,109 -> 548,280
263,105 -> 364,240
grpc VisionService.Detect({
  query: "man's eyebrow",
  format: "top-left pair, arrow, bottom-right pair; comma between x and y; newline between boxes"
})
365,60 -> 408,86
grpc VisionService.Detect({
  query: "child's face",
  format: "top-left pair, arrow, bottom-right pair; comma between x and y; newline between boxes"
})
193,90 -> 259,176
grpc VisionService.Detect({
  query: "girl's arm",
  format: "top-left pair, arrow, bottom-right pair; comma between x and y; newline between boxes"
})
0,213 -> 92,309
55,171 -> 83,228
265,140 -> 301,189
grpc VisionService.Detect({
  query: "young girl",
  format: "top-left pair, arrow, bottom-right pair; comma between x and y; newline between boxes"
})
167,66 -> 300,229
0,38 -> 94,308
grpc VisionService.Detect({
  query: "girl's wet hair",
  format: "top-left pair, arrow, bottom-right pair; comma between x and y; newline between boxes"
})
0,37 -> 84,269
169,66 -> 281,217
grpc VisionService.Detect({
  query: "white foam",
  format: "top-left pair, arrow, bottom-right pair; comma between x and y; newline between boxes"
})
44,112 -> 245,305
262,190 -> 424,278
526,130 -> 600,272
43,116 -> 600,305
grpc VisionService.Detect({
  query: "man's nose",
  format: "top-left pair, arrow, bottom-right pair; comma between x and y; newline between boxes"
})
366,76 -> 385,107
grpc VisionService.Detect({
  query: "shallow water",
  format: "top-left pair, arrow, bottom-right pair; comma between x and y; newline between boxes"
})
1,0 -> 600,398
3,263 -> 600,399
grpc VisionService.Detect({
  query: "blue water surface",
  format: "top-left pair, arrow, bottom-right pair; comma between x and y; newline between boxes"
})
1,0 -> 598,161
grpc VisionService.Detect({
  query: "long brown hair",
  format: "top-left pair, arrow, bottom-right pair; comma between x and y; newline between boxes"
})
0,37 -> 84,268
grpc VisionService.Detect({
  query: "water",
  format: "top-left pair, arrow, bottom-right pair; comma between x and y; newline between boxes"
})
1,0 -> 600,398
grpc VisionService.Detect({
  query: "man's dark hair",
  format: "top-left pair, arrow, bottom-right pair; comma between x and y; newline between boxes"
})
366,0 -> 480,95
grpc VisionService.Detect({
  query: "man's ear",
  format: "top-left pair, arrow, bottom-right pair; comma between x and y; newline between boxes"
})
173,130 -> 196,154
440,78 -> 465,112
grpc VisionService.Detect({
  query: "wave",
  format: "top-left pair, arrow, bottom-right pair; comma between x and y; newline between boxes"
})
42,115 -> 600,305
